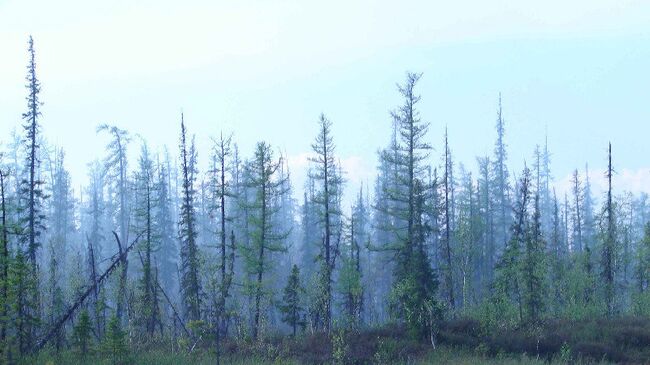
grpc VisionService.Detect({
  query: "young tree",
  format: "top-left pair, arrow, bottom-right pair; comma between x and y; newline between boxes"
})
279,264 -> 305,336
178,115 -> 202,322
71,309 -> 93,357
102,314 -> 128,365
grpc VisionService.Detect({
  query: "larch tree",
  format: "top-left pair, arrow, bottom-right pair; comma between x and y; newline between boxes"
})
97,123 -> 130,322
241,141 -> 289,340
208,132 -> 236,364
309,113 -> 344,332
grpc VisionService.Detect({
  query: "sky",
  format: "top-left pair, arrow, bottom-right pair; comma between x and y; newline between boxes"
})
1,0 -> 649,207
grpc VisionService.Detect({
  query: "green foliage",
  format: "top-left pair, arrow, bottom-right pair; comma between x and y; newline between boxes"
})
72,309 -> 93,357
331,328 -> 349,365
279,265 -> 305,336
102,315 -> 129,365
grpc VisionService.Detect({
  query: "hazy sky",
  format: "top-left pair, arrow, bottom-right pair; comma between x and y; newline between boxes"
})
1,0 -> 649,206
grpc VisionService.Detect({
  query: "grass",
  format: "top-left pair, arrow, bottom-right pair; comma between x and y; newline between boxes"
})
23,316 -> 650,364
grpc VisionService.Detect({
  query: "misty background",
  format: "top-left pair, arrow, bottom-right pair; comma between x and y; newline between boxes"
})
1,0 -> 649,206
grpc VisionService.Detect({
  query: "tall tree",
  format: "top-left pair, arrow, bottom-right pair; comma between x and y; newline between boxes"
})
309,114 -> 343,332
133,142 -> 160,335
523,193 -> 547,322
208,133 -> 236,364
495,167 -> 531,322
178,115 -> 202,322
571,169 -> 583,252
378,73 -> 439,339
601,143 -> 616,316
97,124 -> 130,322
18,34 -> 47,352
441,128 -> 455,308
0,168 -> 9,360
241,141 -> 289,340
492,93 -> 510,255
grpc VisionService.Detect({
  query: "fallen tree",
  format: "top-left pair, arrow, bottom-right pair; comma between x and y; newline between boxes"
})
36,231 -> 143,351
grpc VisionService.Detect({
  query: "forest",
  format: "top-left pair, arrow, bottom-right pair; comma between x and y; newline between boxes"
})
2,36 -> 650,365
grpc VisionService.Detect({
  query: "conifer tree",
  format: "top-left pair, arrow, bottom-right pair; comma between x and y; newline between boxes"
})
97,123 -> 130,322
103,314 -> 128,365
309,114 -> 344,332
378,73 -> 439,339
241,141 -> 289,339
280,264 -> 304,336
523,193 -> 547,322
72,309 -> 93,357
178,115 -> 202,322
602,143 -> 616,316
133,142 -> 160,335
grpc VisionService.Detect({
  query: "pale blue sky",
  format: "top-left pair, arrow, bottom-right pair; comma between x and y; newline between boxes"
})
1,0 -> 649,204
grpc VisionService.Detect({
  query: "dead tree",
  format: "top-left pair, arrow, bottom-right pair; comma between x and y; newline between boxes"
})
35,231 -> 142,351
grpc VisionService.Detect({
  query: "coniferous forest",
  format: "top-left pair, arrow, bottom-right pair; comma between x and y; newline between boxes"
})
2,36 -> 650,365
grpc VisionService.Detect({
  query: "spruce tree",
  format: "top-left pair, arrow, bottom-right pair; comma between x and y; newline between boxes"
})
378,72 -> 439,339
178,115 -> 202,322
280,264 -> 304,336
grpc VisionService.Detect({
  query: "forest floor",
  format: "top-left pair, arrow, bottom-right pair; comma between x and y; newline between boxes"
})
24,316 -> 650,364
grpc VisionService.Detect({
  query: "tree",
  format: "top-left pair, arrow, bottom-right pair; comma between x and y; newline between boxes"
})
523,193 -> 547,323
280,265 -> 305,336
133,142 -> 160,335
601,143 -> 616,316
309,114 -> 344,332
571,169 -> 583,252
0,168 -> 10,361
72,309 -> 93,357
378,72 -> 439,339
241,141 -> 289,340
16,36 -> 48,352
97,123 -> 130,322
338,208 -> 363,326
154,152 -> 176,295
440,128 -> 455,308
495,167 -> 531,322
207,132 -> 237,363
102,314 -> 128,365
178,114 -> 202,322
492,93 -> 511,256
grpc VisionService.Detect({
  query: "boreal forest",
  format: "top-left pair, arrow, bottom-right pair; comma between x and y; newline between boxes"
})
1,35 -> 650,365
